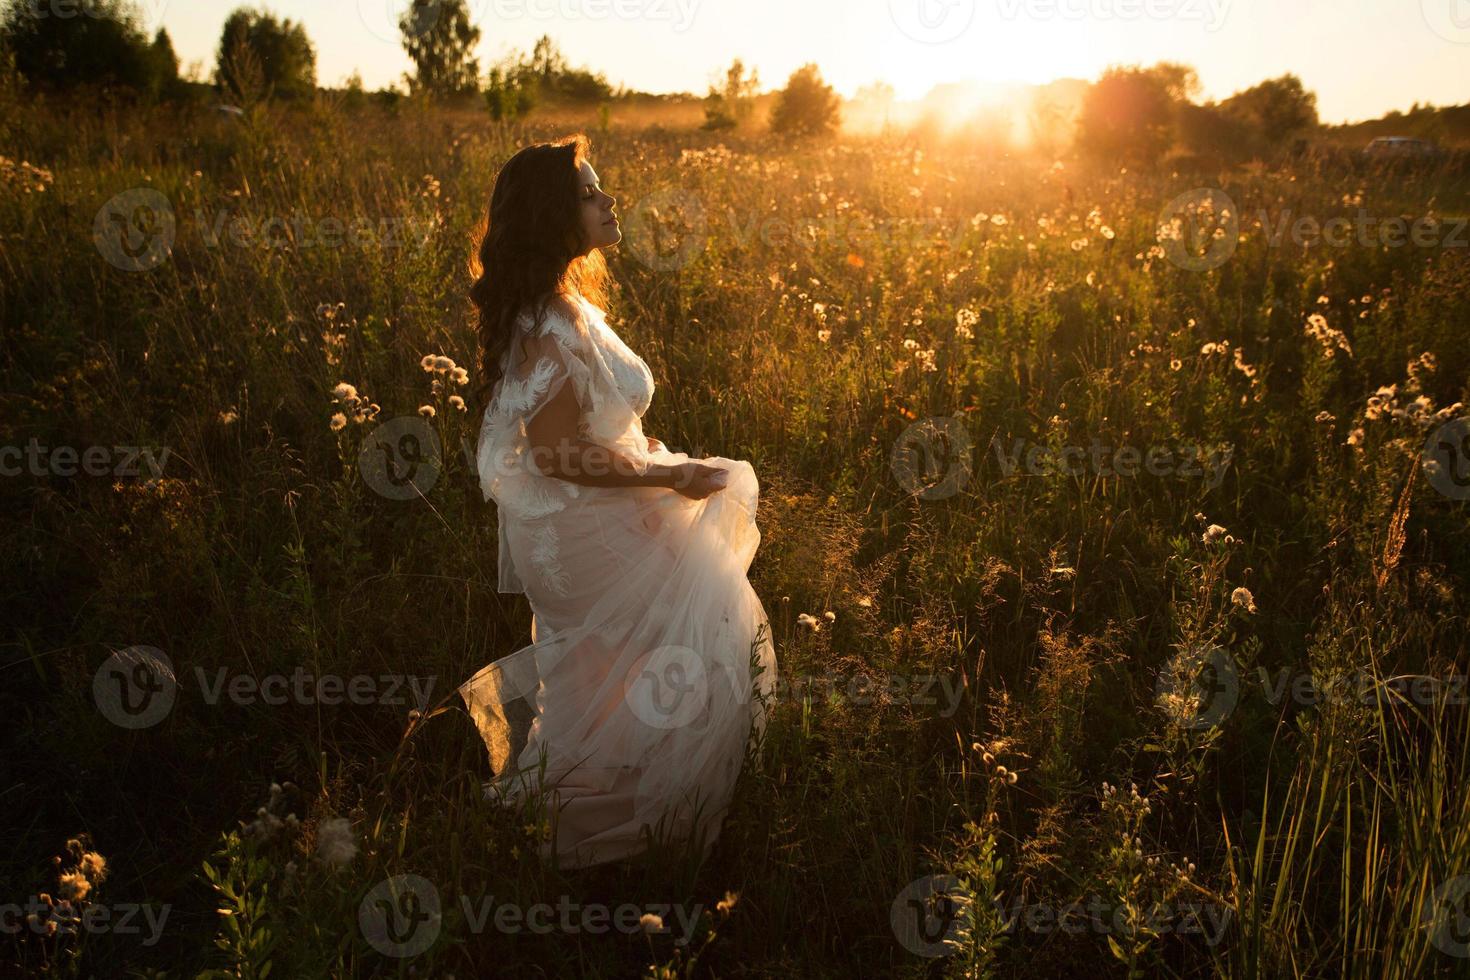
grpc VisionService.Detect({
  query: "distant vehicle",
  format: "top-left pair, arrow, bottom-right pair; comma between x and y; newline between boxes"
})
1364,136 -> 1441,158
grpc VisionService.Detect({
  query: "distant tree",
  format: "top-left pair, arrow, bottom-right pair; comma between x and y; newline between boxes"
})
1146,61 -> 1201,102
484,64 -> 534,121
703,59 -> 760,131
770,63 -> 841,137
529,35 -> 566,83
1219,74 -> 1318,148
1075,64 -> 1181,167
216,8 -> 316,100
487,36 -> 610,109
147,27 -> 180,98
401,0 -> 480,99
1,0 -> 162,92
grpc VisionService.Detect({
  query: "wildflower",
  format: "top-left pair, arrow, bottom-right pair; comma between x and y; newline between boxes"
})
823,610 -> 836,623
1304,313 -> 1353,359
817,329 -> 831,343
418,405 -> 436,418
1233,348 -> 1258,380
902,338 -> 919,351
995,765 -> 1009,779
1203,524 -> 1229,545
315,817 -> 357,869
639,913 -> 665,933
1315,411 -> 1335,424
332,382 -> 358,403
58,872 -> 90,902
449,395 -> 466,412
1170,358 -> 1183,372
219,409 -> 239,425
796,613 -> 820,632
716,891 -> 739,914
451,367 -> 470,386
79,852 -> 107,880
1231,587 -> 1257,614
432,355 -> 455,373
420,355 -> 436,372
857,597 -> 873,608
1006,770 -> 1019,785
329,413 -> 347,432
1346,428 -> 1365,447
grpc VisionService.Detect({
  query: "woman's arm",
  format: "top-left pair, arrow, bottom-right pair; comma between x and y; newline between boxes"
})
525,373 -> 680,489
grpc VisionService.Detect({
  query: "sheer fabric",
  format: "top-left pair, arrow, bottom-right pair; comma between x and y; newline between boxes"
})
459,294 -> 777,869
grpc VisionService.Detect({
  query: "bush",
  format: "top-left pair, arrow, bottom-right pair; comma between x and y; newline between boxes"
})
770,63 -> 840,137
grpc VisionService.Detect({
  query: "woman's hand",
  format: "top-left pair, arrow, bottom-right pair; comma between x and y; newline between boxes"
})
646,436 -> 666,454
671,462 -> 729,500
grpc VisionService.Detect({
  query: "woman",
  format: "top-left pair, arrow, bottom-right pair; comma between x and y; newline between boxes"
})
458,134 -> 778,870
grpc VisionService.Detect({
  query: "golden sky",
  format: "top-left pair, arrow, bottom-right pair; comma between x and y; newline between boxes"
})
153,0 -> 1470,124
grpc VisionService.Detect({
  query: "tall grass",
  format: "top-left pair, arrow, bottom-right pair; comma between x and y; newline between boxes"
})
2,89 -> 1468,977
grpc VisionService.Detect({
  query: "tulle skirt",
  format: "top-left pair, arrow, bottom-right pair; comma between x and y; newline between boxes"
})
458,453 -> 777,869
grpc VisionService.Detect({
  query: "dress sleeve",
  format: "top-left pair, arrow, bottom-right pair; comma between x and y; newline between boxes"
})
502,300 -> 656,479
477,299 -> 659,594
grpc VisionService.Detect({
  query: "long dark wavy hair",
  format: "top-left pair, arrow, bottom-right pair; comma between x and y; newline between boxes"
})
470,133 -> 610,412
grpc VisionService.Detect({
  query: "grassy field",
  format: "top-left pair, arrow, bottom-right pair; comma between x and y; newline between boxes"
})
4,86 -> 1470,978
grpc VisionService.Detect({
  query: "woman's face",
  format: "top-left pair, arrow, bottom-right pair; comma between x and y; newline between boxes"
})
576,160 -> 619,254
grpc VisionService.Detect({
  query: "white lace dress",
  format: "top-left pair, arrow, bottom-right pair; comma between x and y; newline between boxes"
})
458,293 -> 777,869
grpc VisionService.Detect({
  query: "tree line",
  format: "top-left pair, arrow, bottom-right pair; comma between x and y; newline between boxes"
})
0,0 -> 1337,156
